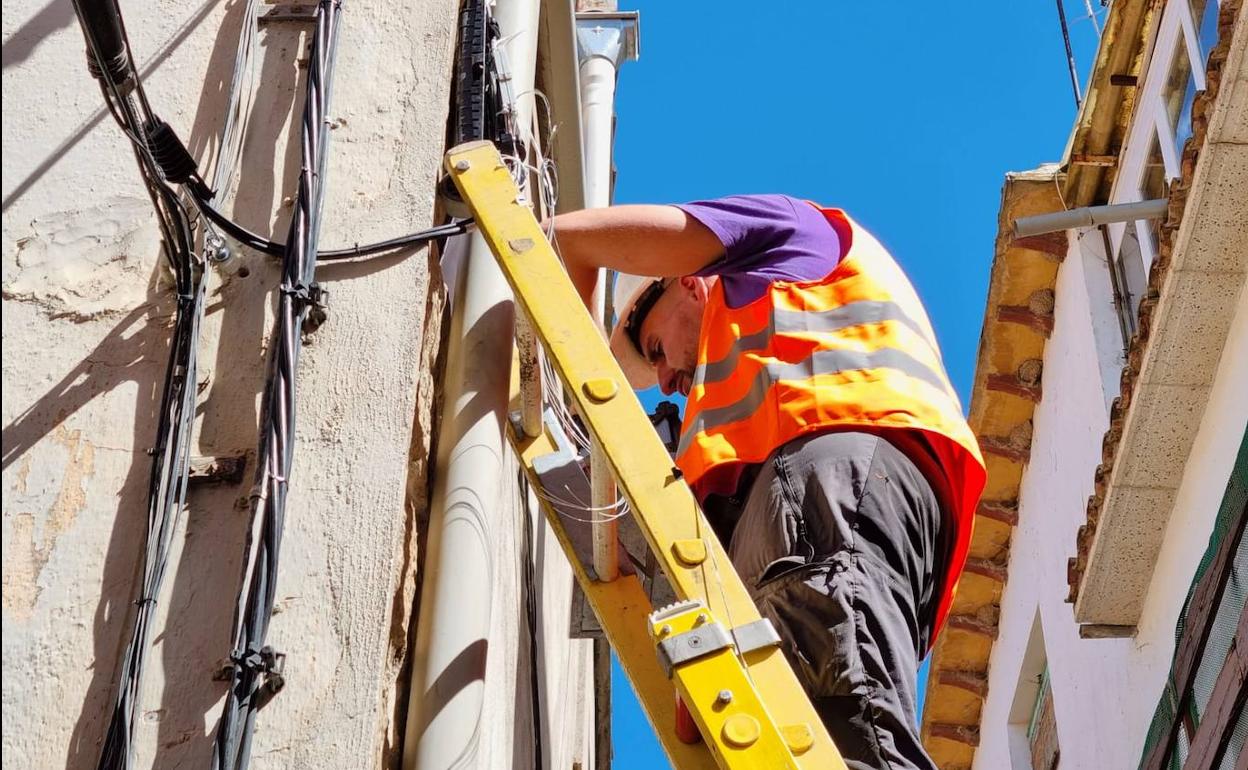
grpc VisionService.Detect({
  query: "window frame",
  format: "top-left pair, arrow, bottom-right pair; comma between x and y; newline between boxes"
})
1110,0 -> 1208,268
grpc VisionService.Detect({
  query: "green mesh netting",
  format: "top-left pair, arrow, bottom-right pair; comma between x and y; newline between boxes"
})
1137,428 -> 1248,769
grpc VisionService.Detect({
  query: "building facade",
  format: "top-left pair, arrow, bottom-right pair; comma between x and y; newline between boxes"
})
922,1 -> 1247,768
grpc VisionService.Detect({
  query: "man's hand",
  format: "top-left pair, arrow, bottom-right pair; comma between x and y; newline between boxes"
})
546,205 -> 724,308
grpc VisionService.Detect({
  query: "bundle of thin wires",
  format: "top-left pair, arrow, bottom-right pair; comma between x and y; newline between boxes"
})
208,1 -> 342,768
66,2 -> 209,769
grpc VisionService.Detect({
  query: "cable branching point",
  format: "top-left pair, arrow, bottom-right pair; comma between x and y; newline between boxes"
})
148,119 -> 214,200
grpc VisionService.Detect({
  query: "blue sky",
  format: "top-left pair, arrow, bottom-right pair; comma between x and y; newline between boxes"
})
605,2 -> 1102,766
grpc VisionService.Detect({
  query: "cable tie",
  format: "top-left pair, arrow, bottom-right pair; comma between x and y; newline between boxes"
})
280,281 -> 329,334
229,644 -> 286,677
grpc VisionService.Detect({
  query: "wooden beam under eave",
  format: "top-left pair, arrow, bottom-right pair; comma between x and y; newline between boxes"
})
979,434 -> 1030,463
929,723 -> 980,747
937,669 -> 989,698
1071,153 -> 1119,167
947,613 -> 999,640
976,499 -> 1019,527
1079,624 -> 1137,639
996,305 -> 1054,336
985,373 -> 1042,403
963,556 -> 1008,584
1008,231 -> 1069,258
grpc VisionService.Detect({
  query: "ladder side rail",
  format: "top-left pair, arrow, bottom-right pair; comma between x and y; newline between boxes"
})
512,421 -> 719,769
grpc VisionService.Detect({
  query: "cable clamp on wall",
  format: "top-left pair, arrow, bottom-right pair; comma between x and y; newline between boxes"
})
230,643 -> 287,696
281,281 -> 329,334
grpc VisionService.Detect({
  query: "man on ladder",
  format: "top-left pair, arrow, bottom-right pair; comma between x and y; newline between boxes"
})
547,195 -> 986,770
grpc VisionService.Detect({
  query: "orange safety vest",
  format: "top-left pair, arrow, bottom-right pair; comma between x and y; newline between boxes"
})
675,206 -> 986,644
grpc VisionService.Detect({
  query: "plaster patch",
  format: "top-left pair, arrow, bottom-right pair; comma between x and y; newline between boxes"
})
14,455 -> 32,494
2,196 -> 160,321
1,426 -> 96,621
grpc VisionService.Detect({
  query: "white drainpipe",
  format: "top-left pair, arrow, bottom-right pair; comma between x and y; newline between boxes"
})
403,0 -> 539,767
576,6 -> 639,583
577,7 -> 640,322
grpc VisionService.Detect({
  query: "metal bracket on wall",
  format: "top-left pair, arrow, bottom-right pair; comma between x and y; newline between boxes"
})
259,4 -> 319,24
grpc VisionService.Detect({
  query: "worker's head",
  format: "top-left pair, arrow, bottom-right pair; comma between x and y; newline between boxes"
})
609,273 -> 712,396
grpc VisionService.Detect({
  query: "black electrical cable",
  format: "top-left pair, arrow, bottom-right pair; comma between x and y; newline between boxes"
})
518,470 -> 546,770
70,0 -> 496,766
68,3 -> 209,770
77,0 -> 130,82
141,120 -> 473,260
190,192 -> 473,260
209,2 -> 342,768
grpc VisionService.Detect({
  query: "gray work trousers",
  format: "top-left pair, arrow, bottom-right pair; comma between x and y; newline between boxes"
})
726,431 -> 944,770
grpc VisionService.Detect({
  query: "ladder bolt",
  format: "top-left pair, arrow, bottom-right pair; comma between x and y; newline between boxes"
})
717,689 -> 733,705
454,159 -> 471,171
659,624 -> 672,636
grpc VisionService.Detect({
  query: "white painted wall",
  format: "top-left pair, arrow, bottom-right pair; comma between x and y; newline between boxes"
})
975,167 -> 1248,770
976,1 -> 1248,764
1,1 -> 595,768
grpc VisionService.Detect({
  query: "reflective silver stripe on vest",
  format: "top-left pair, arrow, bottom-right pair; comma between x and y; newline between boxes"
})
678,346 -> 954,458
693,300 -> 938,389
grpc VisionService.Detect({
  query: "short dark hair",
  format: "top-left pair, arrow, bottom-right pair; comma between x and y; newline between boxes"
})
624,279 -> 669,359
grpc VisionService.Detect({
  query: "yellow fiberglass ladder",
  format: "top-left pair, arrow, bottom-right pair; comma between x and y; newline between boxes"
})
445,140 -> 848,770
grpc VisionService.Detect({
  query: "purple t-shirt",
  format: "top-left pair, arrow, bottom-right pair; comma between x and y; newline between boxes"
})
677,194 -> 843,308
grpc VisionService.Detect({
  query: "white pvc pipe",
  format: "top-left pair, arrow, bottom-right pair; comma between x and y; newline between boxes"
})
579,23 -> 624,584
1013,198 -> 1168,237
580,51 -> 618,324
403,1 -> 539,767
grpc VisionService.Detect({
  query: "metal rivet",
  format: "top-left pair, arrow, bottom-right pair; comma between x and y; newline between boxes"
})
454,159 -> 471,171
716,689 -> 733,705
782,723 -> 815,754
659,624 -> 672,636
672,539 -> 707,566
722,714 -> 760,748
583,378 -> 618,402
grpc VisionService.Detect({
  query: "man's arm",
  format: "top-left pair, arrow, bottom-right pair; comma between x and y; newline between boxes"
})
548,204 -> 725,307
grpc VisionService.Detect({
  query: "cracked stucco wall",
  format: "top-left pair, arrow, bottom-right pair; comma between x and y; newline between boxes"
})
3,1 -> 595,768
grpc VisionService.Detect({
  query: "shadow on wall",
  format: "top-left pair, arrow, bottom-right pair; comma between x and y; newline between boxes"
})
6,0 -> 452,764
3,0 -> 287,765
1,0 -> 222,214
0,292 -> 212,769
146,1 -> 312,764
1,0 -> 74,71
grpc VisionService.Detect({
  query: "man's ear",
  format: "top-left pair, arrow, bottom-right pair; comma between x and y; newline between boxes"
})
679,275 -> 709,301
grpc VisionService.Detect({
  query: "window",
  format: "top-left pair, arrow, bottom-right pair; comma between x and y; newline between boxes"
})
1009,611 -> 1059,770
1136,430 -> 1248,770
1160,35 -> 1198,155
1191,0 -> 1221,63
1112,226 -> 1148,337
1028,668 -> 1061,770
1139,131 -> 1169,253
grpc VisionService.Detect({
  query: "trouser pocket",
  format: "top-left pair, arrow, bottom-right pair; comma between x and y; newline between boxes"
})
750,552 -> 864,699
